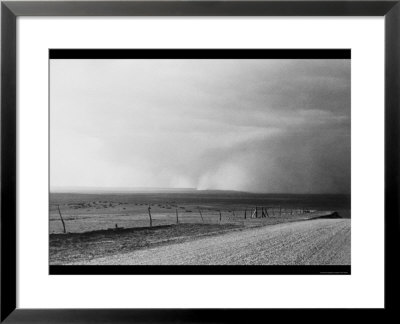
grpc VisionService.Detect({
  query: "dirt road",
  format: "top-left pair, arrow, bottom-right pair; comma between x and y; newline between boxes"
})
76,219 -> 350,265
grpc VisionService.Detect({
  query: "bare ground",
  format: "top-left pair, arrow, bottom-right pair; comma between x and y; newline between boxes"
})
71,219 -> 351,265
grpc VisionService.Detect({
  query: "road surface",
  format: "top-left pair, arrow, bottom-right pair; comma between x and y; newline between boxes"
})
77,219 -> 350,265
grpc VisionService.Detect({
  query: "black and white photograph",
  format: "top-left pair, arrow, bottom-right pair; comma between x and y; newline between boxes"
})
49,50 -> 351,273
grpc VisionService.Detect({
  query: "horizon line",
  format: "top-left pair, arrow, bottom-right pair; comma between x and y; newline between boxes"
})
49,186 -> 350,195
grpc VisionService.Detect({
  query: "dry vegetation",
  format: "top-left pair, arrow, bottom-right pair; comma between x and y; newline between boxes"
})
49,192 -> 350,265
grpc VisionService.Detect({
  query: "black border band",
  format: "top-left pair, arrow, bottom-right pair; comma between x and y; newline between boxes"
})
49,49 -> 351,60
50,265 -> 351,275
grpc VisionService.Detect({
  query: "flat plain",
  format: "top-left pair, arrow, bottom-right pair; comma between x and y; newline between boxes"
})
49,191 -> 350,265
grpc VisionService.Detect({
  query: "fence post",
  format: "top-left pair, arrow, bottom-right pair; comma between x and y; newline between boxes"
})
198,208 -> 204,223
57,205 -> 66,234
176,208 -> 179,224
219,210 -> 222,223
148,205 -> 153,227
244,209 -> 247,219
280,205 -> 282,217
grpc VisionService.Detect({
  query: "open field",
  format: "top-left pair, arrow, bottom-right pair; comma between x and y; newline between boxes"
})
71,219 -> 350,265
50,215 -> 339,265
50,191 -> 350,234
49,191 -> 350,265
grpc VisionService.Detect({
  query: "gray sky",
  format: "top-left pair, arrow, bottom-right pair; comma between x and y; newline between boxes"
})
50,59 -> 350,194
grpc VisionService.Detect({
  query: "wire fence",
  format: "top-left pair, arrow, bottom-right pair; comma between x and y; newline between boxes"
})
49,203 -> 319,234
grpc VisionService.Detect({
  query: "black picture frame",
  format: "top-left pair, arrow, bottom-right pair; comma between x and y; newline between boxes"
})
1,1 -> 399,322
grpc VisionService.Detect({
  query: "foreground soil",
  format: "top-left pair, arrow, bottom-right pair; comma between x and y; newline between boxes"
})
50,213 -> 337,265
50,223 -> 242,265
71,219 -> 350,265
